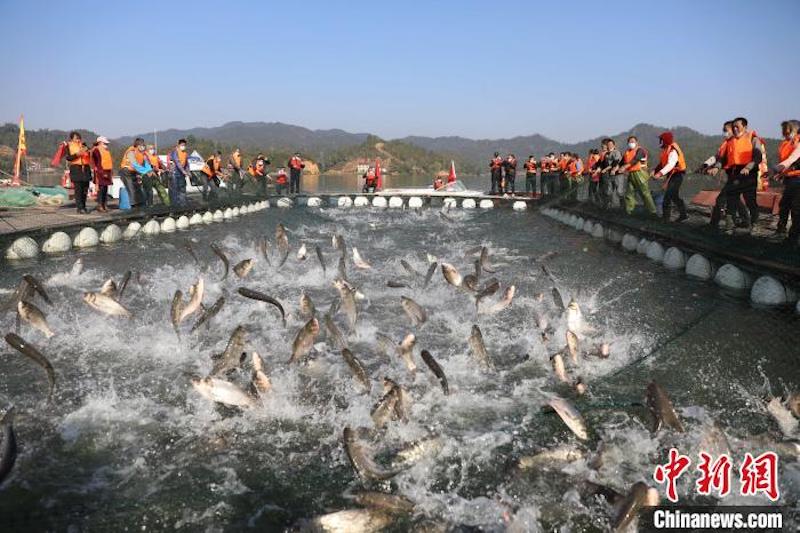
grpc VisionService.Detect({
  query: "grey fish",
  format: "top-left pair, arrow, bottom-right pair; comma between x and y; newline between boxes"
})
343,426 -> 398,481
422,262 -> 437,289
551,287 -> 565,312
399,259 -> 419,278
289,318 -> 320,364
333,279 -> 357,333
18,300 -> 54,339
479,246 -> 497,273
210,243 -> 230,281
5,332 -> 55,402
190,296 -> 225,333
258,237 -> 272,267
117,270 -> 132,300
518,445 -> 584,471
468,325 -> 494,371
3,279 -> 33,314
420,349 -> 449,395
351,492 -> 415,515
324,314 -> 348,350
388,435 -> 444,470
440,263 -> 462,287
371,380 -> 403,428
612,482 -> 659,532
210,325 -> 248,376
462,274 -> 478,292
400,296 -> 427,327
300,292 -> 316,319
341,348 -> 370,391
0,407 -> 17,485
237,288 -> 286,327
233,259 -> 254,279
475,280 -> 500,309
548,396 -> 588,440
386,280 -> 410,288
315,245 -> 326,275
22,275 -> 51,306
646,381 -> 684,433
275,224 -> 290,267
170,290 -> 184,335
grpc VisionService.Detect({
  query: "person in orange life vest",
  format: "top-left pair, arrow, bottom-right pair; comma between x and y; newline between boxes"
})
524,155 -> 538,196
119,137 -> 152,209
555,152 -> 569,194
229,148 -> 244,194
201,151 -> 223,202
586,149 -> 602,204
619,136 -> 657,215
90,136 -> 114,213
489,152 -> 503,194
169,139 -> 190,207
273,167 -> 289,196
597,138 -> 623,209
540,152 -> 558,197
701,121 -> 747,228
64,131 -> 93,213
249,154 -> 270,196
288,152 -> 305,194
709,117 -> 763,230
502,154 -> 518,195
565,153 -> 583,200
771,120 -> 800,244
363,167 -> 378,193
652,132 -> 688,222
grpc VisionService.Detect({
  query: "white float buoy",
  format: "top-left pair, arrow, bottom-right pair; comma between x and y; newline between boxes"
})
41,232 -> 72,254
750,276 -> 789,306
573,217 -> 584,231
176,216 -> 190,230
621,234 -> 638,252
462,198 -> 476,209
73,227 -> 100,248
479,199 -> 494,209
354,196 -> 369,207
202,212 -> 214,224
277,197 -> 293,208
582,220 -> 594,234
142,219 -> 161,235
646,241 -> 665,263
606,229 -> 623,243
662,247 -> 686,270
389,197 -> 404,208
372,196 -> 388,208
263,200 -> 270,209
223,208 -> 233,219
409,196 -> 424,209
232,207 -> 240,216
5,236 -> 39,259
99,224 -> 122,243
714,264 -> 752,291
591,223 -> 604,238
513,201 -> 527,211
307,197 -> 322,207
338,196 -> 353,208
189,213 -> 203,225
442,198 -> 457,209
636,238 -> 650,255
212,210 -> 224,222
161,217 -> 177,233
686,254 -> 713,280
123,222 -> 141,239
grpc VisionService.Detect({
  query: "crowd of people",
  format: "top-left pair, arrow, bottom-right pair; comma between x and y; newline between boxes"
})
55,132 -> 306,213
486,117 -> 800,245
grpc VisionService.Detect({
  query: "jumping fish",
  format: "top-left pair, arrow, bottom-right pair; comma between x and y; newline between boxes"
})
397,333 -> 417,372
422,262 -> 437,289
352,247 -> 372,269
71,258 -> 84,277
233,259 -> 254,279
548,396 -> 588,440
612,482 -> 660,532
343,426 -> 398,481
22,275 -> 51,306
170,290 -> 184,334
341,348 -> 370,391
788,393 -> 800,418
440,263 -> 462,287
297,243 -> 308,261
551,352 -> 569,384
479,246 -> 497,273
17,301 -> 54,338
566,330 -> 579,364
192,376 -> 256,408
0,407 -> 17,485
484,285 -> 515,314
551,287 -> 565,312
210,243 -> 230,281
258,237 -> 272,266
518,444 -> 584,470
303,509 -> 394,533
386,280 -> 410,288
338,255 -> 348,282
178,278 -> 204,323
315,245 -> 326,275
332,233 -> 345,255
210,325 -> 248,376
388,435 -> 444,470
475,280 -> 500,309
250,351 -> 271,395
565,299 -> 582,332
275,224 -> 290,266
117,270 -> 132,300
289,318 -> 320,364
83,292 -> 132,318
463,245 -> 483,258
766,397 -> 798,437
420,349 -> 449,395
400,296 -> 427,326
468,325 -> 494,371
375,333 -> 395,359
324,314 -> 348,350
399,259 -> 419,278
300,292 -> 316,319
645,381 -> 685,433
4,333 -> 56,402
190,296 -> 225,333
462,274 -> 478,292
237,288 -> 286,327
333,280 -> 357,333
100,278 -> 117,298
371,382 -> 402,428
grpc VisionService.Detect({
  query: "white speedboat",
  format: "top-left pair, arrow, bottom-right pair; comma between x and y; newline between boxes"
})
377,180 -> 485,198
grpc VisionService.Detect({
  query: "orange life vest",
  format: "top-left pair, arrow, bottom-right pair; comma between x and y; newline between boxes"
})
148,153 -> 161,170
557,158 -> 568,172
120,146 -> 146,171
289,156 -> 303,170
524,160 -> 537,173
248,163 -> 264,177
67,141 -> 91,166
490,157 -> 503,170
231,152 -> 242,169
724,131 -> 755,169
96,145 -> 113,171
202,158 -> 221,177
176,150 -> 188,167
659,142 -> 687,175
623,147 -> 647,172
275,171 -> 288,185
778,135 -> 800,178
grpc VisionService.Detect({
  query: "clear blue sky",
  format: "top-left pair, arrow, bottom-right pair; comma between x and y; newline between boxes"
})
2,0 -> 798,141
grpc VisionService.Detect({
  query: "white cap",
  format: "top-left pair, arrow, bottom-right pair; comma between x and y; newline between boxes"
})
96,136 -> 109,144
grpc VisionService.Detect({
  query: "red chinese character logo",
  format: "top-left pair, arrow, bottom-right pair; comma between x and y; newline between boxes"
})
739,452 -> 779,501
696,452 -> 732,497
653,448 -> 691,502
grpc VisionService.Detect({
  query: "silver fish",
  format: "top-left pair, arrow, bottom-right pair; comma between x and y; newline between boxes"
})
389,435 -> 443,470
170,290 -> 184,334
612,482 -> 659,532
192,376 -> 256,408
250,351 -> 271,395
300,292 -> 316,319
548,396 -> 588,440
479,246 -> 497,273
18,300 -> 54,338
233,259 -> 254,279
468,325 -> 494,371
258,237 -> 272,266
117,270 -> 132,300
324,314 -> 348,350
565,298 -> 582,332
83,292 -> 132,318
210,243 -> 230,281
462,274 -> 478,292
400,296 -> 427,326
551,287 -> 565,312
484,285 -> 515,314
341,348 -> 370,391
420,349 -> 448,395
210,325 -> 248,376
399,259 -> 419,278
475,280 -> 500,309
440,263 -> 462,287
766,397 -> 797,437
343,426 -> 398,481
566,330 -> 579,364
100,278 -> 117,298
178,278 -> 204,323
190,296 -> 225,333
351,492 -> 415,515
423,262 -> 437,289
518,444 -> 584,470
304,509 -> 394,533
397,333 -> 417,372
352,247 -> 372,269
371,383 -> 402,429
551,352 -> 569,383
296,243 -> 308,261
333,279 -> 357,333
646,381 -> 684,433
275,224 -> 290,266
289,318 -> 320,364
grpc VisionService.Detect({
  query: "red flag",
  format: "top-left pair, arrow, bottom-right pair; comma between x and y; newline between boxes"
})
447,160 -> 457,183
51,142 -> 66,167
375,158 -> 382,190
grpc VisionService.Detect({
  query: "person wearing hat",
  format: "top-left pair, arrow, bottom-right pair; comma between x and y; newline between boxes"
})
64,131 -> 92,213
489,152 -> 503,194
90,136 -> 114,212
652,131 -> 688,222
523,155 -> 537,196
168,138 -> 190,207
288,152 -> 305,194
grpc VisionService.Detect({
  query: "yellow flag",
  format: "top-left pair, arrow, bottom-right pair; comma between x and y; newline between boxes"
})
18,115 -> 26,155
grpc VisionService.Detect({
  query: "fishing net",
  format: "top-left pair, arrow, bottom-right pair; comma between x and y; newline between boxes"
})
0,188 -> 36,207
0,186 -> 68,208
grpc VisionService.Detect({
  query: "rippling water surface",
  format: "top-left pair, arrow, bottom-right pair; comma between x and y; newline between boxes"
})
0,205 -> 798,531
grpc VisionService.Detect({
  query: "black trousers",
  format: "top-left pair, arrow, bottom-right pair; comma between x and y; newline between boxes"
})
662,172 -> 687,219
588,180 -> 600,204
780,179 -> 800,241
490,171 -> 502,194
542,173 -> 557,197
69,165 -> 91,211
725,169 -> 758,226
710,176 -> 747,226
290,170 -> 301,193
505,175 -> 516,194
